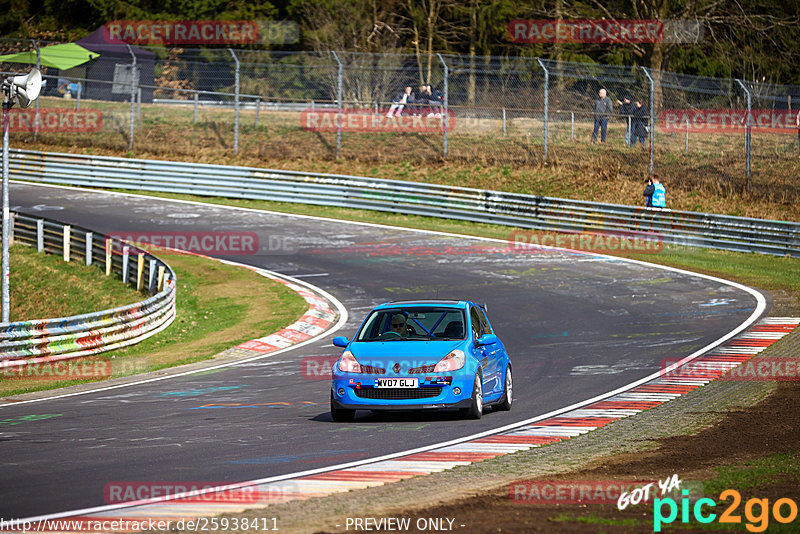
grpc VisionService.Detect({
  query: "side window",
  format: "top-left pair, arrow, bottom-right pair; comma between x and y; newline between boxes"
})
478,308 -> 492,334
470,307 -> 484,340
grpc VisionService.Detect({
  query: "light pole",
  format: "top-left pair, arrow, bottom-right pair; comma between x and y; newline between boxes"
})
1,68 -> 42,323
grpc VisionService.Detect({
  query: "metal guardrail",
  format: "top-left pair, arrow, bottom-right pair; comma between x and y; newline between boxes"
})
1,212 -> 177,366
8,149 -> 800,257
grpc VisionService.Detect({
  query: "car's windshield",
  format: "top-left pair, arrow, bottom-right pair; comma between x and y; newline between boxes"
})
355,307 -> 467,341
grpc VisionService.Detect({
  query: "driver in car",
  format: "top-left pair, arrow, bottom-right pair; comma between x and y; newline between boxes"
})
391,313 -> 413,337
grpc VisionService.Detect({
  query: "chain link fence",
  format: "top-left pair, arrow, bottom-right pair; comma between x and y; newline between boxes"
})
2,39 -> 800,190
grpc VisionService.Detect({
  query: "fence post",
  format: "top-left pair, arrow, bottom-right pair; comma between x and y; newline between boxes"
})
502,108 -> 507,137
63,225 -> 71,262
36,219 -> 44,252
331,51 -> 343,158
31,39 -> 41,142
137,87 -> 142,117
437,53 -> 449,158
85,231 -> 93,266
685,120 -> 689,153
640,67 -> 655,175
735,79 -> 751,188
255,97 -> 260,128
536,59 -> 549,162
571,111 -> 575,140
76,82 -> 82,110
229,48 -> 240,155
193,92 -> 199,123
126,44 -> 137,151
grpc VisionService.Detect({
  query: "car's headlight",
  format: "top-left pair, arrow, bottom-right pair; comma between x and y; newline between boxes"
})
434,349 -> 465,373
338,351 -> 362,373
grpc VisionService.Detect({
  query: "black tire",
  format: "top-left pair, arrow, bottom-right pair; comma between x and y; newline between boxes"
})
330,392 -> 355,422
461,373 -> 483,419
495,365 -> 513,411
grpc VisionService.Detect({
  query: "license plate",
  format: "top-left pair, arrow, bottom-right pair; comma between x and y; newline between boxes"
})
375,378 -> 418,388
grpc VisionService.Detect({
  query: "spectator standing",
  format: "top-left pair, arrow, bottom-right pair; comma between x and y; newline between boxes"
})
632,99 -> 649,146
387,86 -> 413,117
592,88 -> 613,143
429,85 -> 444,117
643,177 -> 655,207
651,175 -> 666,208
617,96 -> 634,145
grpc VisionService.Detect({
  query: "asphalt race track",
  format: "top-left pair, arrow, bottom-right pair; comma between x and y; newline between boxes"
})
1,183 -> 765,519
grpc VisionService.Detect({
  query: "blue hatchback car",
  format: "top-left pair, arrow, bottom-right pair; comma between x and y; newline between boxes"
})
330,300 -> 512,421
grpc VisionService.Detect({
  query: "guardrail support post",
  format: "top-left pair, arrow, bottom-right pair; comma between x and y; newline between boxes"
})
536,59 -> 549,162
331,51 -> 343,158
36,219 -> 44,252
157,265 -> 165,292
193,92 -> 199,123
122,245 -> 130,284
229,49 -> 240,155
735,79 -> 752,189
63,225 -> 71,262
105,238 -> 112,276
85,232 -> 93,266
76,82 -> 81,111
255,97 -> 261,128
640,67 -> 655,175
502,108 -> 507,137
137,253 -> 144,291
149,259 -> 156,293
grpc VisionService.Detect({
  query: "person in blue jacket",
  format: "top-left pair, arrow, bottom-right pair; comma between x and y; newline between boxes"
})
651,176 -> 666,208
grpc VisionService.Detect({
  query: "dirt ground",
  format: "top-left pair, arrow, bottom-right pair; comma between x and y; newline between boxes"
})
317,381 -> 800,533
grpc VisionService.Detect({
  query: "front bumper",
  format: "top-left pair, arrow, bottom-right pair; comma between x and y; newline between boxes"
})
331,374 -> 474,411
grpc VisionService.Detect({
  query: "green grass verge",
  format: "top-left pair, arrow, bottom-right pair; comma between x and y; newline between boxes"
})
9,243 -> 143,321
1,247 -> 307,397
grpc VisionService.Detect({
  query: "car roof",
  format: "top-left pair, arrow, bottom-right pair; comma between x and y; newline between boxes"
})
375,299 -> 468,309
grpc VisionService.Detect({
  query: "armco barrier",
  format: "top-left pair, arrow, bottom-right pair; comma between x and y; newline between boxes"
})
9,149 -> 800,257
1,212 -> 176,367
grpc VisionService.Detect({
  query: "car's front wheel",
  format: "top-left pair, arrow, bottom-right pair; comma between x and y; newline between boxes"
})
330,391 -> 355,422
495,365 -> 513,411
461,373 -> 483,419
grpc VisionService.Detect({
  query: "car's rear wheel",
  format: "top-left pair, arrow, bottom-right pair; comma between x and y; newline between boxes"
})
461,372 -> 483,419
330,391 -> 356,422
495,365 -> 513,411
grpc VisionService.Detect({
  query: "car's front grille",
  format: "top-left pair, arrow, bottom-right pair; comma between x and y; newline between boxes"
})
354,387 -> 442,400
408,364 -> 436,374
361,364 -> 386,374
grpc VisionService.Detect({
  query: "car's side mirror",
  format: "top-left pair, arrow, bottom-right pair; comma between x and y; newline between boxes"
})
476,333 -> 498,346
332,336 -> 349,347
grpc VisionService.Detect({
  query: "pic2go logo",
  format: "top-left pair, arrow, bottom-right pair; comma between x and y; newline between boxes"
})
654,489 -> 798,532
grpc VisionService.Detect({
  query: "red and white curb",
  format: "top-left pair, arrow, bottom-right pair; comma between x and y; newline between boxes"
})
45,317 -> 797,528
